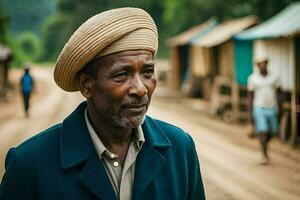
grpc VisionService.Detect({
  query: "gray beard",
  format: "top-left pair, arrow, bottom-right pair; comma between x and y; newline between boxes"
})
102,106 -> 147,128
110,112 -> 146,128
104,96 -> 149,128
92,95 -> 149,128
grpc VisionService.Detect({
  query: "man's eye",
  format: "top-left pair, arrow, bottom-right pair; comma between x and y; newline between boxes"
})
143,68 -> 154,77
113,72 -> 128,82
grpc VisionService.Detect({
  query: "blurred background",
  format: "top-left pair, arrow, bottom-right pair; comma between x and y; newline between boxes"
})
0,0 -> 299,199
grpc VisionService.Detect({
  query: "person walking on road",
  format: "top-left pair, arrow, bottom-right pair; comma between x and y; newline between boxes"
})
0,8 -> 205,200
248,57 -> 281,165
20,66 -> 34,117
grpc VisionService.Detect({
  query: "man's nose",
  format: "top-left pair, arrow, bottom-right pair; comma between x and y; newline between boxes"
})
128,74 -> 148,97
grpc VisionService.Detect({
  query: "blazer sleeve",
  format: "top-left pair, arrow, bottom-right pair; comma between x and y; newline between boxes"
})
187,135 -> 206,200
0,148 -> 35,200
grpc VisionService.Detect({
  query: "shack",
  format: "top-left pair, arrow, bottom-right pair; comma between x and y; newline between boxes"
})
168,19 -> 217,94
235,2 -> 300,146
190,16 -> 258,122
0,43 -> 11,96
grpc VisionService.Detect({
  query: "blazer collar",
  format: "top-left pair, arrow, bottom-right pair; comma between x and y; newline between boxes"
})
142,115 -> 171,148
60,101 -> 94,169
133,116 -> 171,199
60,102 -> 171,169
60,101 -> 117,200
60,101 -> 172,199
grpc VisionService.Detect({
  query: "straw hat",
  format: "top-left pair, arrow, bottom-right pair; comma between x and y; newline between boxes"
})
54,7 -> 158,92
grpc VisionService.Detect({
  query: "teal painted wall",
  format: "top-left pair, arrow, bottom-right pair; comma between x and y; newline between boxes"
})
234,40 -> 253,86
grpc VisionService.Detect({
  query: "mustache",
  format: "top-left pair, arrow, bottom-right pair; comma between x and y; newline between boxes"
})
121,95 -> 149,106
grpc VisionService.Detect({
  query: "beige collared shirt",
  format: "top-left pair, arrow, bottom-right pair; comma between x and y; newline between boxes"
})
84,110 -> 145,200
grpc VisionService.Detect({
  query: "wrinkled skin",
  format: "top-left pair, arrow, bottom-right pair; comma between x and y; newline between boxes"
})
78,49 -> 156,131
77,50 -> 156,159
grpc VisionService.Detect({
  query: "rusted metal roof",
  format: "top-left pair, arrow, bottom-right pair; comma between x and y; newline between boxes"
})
192,16 -> 258,47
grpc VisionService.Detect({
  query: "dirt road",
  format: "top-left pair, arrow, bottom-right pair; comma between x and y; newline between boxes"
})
0,68 -> 299,199
0,67 -> 84,177
149,98 -> 300,200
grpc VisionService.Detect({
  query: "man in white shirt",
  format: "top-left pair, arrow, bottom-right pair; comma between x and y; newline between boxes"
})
248,57 -> 281,165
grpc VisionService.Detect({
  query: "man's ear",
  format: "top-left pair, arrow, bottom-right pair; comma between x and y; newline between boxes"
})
77,73 -> 94,98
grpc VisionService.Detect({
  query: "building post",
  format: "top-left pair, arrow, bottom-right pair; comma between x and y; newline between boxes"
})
290,38 -> 299,147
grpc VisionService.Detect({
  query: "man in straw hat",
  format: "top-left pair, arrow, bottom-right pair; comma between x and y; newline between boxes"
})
248,56 -> 281,165
0,8 -> 205,199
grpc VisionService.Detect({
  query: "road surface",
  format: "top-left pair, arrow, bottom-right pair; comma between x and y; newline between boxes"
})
0,67 -> 299,199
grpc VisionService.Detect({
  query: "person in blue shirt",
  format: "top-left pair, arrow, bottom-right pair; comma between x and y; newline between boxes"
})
20,67 -> 34,117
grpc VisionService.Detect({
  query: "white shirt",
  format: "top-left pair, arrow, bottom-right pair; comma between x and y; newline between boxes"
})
247,72 -> 279,108
84,109 -> 145,200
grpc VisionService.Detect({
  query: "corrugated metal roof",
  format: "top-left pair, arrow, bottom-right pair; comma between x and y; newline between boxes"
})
168,18 -> 217,47
192,16 -> 258,47
235,2 -> 300,40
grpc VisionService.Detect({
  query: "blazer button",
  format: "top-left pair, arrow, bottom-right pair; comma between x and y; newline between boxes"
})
113,161 -> 119,167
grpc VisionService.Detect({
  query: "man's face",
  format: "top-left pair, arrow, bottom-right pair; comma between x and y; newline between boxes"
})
85,50 -> 156,128
257,60 -> 268,74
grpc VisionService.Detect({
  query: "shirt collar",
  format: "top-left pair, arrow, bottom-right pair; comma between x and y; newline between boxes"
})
84,109 -> 145,159
135,125 -> 145,149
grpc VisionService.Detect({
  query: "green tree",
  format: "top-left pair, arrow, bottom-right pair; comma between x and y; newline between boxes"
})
40,14 -> 71,61
0,2 -> 9,43
16,31 -> 42,62
39,0 -> 298,61
3,0 -> 56,35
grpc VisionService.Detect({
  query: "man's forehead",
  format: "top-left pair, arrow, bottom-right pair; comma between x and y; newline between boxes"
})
100,50 -> 154,65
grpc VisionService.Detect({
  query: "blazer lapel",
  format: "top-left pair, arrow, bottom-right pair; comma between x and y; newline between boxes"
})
60,102 -> 116,200
133,116 -> 171,199
79,155 -> 117,200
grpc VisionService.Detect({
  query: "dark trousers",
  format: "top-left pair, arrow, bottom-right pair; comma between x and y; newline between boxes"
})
22,92 -> 31,114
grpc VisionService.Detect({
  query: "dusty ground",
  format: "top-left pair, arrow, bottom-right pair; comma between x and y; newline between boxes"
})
0,67 -> 299,199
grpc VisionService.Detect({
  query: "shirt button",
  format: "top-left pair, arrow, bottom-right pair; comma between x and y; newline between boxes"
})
113,161 -> 119,167
111,154 -> 116,159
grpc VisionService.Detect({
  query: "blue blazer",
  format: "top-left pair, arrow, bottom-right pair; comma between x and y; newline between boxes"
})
0,102 -> 205,200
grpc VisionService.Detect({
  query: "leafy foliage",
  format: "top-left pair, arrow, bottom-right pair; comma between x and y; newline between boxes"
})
2,0 -> 298,63
1,0 -> 55,65
16,32 -> 41,62
2,0 -> 56,35
0,2 -> 9,44
40,14 -> 71,61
